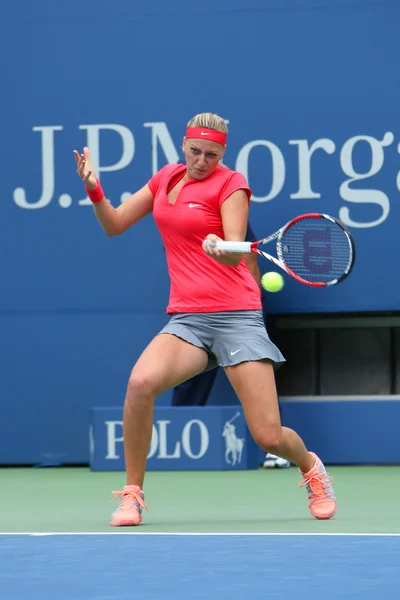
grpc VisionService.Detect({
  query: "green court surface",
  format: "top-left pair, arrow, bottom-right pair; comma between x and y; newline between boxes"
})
1,466 -> 398,534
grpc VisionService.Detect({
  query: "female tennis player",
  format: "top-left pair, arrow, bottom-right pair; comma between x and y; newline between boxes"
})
74,112 -> 336,525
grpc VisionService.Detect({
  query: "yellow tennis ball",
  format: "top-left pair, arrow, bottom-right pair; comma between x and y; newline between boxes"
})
261,271 -> 284,292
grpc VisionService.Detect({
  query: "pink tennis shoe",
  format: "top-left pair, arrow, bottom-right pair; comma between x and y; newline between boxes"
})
299,452 -> 337,520
110,485 -> 148,527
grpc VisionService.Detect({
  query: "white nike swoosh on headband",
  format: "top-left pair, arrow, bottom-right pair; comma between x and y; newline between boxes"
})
201,132 -> 211,136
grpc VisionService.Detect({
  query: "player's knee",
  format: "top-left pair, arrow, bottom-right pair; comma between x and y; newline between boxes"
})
252,426 -> 282,453
126,372 -> 156,404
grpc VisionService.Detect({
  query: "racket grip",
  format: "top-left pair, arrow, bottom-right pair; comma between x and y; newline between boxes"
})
214,241 -> 252,253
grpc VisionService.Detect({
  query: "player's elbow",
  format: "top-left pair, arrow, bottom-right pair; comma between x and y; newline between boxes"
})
103,224 -> 122,237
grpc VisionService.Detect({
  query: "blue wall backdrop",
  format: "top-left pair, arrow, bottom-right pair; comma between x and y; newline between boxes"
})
1,0 -> 399,463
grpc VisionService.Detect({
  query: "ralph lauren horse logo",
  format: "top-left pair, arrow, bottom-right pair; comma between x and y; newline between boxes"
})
222,411 -> 245,466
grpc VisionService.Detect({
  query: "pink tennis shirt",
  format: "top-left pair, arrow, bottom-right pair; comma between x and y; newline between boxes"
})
148,163 -> 262,314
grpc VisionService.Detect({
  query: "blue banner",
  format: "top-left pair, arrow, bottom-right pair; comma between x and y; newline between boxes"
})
1,397 -> 399,466
1,0 -> 400,316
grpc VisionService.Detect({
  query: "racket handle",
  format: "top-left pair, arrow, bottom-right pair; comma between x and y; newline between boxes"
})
213,241 -> 252,253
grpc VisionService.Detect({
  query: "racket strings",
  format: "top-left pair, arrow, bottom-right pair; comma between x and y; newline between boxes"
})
279,218 -> 353,284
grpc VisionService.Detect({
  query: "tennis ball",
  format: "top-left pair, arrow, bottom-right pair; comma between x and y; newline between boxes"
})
261,272 -> 284,292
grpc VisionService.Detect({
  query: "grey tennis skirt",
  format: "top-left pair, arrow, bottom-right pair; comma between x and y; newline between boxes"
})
158,310 -> 286,371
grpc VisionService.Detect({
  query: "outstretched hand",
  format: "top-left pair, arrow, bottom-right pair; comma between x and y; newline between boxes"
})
73,147 -> 97,190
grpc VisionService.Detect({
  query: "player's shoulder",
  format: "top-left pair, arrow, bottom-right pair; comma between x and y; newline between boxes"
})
214,165 -> 249,189
215,164 -> 246,180
217,163 -> 236,175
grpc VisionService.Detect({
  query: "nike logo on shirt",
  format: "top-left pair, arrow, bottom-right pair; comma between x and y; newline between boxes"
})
230,349 -> 243,356
189,203 -> 202,208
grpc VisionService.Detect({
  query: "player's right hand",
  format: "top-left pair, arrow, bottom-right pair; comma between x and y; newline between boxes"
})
73,147 -> 97,190
202,234 -> 227,258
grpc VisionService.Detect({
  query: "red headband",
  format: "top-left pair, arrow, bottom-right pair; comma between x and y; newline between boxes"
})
185,127 -> 227,146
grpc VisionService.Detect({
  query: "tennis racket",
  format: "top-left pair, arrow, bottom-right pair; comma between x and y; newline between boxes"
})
213,213 -> 355,287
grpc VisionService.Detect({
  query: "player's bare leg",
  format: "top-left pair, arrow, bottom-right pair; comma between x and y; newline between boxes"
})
225,360 -> 337,520
111,334 -> 208,526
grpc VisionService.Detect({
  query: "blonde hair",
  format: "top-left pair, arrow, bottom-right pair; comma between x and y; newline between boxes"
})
187,112 -> 228,135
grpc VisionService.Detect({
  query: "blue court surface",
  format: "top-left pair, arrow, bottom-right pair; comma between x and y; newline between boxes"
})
0,533 -> 399,599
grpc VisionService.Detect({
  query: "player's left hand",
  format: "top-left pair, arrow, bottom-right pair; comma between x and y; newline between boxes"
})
202,234 -> 227,258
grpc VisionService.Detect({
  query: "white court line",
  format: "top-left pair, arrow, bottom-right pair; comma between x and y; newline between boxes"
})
0,532 -> 400,537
